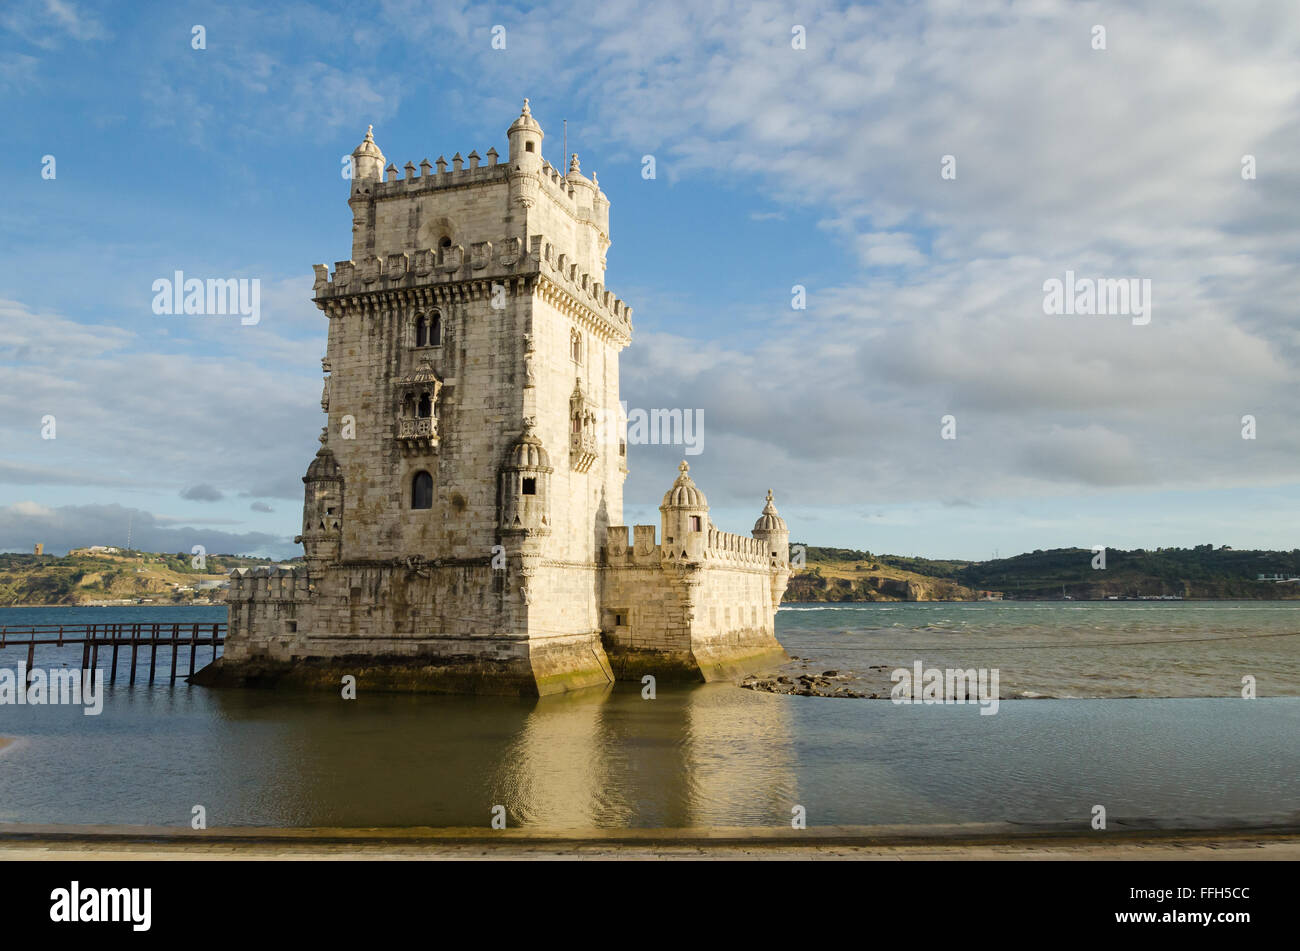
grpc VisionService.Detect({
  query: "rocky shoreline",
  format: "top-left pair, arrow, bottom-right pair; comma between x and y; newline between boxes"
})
740,656 -> 897,698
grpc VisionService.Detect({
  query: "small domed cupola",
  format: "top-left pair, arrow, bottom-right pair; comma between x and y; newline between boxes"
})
662,460 -> 708,510
304,446 -> 343,484
507,425 -> 551,470
753,489 -> 787,534
508,98 -> 543,137
350,124 -> 385,186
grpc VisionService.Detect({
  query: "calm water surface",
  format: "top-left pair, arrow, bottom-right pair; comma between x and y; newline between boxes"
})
0,603 -> 1296,831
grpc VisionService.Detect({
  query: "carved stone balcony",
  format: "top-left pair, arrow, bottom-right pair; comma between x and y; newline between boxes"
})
570,430 -> 597,473
398,416 -> 439,455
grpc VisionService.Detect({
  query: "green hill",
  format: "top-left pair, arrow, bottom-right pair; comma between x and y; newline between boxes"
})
0,550 -> 298,606
786,544 -> 1300,601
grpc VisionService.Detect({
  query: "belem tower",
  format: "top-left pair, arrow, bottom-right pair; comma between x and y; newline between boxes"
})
196,101 -> 792,696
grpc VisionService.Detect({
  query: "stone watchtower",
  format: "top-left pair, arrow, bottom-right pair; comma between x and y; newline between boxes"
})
200,102 -> 789,695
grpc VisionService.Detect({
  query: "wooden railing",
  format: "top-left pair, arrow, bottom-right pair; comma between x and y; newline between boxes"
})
0,622 -> 225,686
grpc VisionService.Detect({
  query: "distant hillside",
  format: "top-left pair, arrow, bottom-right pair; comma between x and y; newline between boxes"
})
8,543 -> 1300,607
0,550 -> 295,607
785,544 -> 1300,601
956,545 -> 1300,600
785,546 -> 981,602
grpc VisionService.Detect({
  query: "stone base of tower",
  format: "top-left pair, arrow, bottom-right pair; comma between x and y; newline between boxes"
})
603,632 -> 787,684
193,632 -> 614,697
691,633 -> 789,682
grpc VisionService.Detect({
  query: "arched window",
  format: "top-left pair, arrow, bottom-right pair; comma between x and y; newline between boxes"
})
439,236 -> 452,249
414,315 -> 428,347
417,392 -> 432,418
570,330 -> 583,364
411,471 -> 433,509
429,310 -> 442,346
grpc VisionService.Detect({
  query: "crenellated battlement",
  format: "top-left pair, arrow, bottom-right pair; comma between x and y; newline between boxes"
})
704,527 -> 770,566
228,565 -> 311,603
603,523 -> 771,570
310,234 -> 633,341
358,147 -> 606,225
367,148 -> 509,197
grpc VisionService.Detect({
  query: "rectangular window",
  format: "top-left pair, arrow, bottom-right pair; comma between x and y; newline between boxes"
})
522,477 -> 536,495
689,516 -> 702,531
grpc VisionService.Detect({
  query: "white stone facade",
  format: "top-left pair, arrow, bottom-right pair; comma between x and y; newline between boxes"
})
204,103 -> 790,695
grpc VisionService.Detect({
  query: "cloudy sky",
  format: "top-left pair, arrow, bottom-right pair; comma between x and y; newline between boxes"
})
2,0 -> 1299,560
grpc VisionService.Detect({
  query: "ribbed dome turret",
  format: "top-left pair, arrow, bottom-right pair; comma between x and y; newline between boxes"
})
303,447 -> 342,483
507,427 -> 551,470
753,489 -> 787,532
351,125 -> 384,161
661,461 -> 708,509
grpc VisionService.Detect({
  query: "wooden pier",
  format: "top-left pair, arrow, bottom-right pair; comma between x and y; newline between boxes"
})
0,622 -> 225,686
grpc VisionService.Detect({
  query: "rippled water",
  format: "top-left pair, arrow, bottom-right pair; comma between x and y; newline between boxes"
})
0,604 -> 1296,831
777,600 -> 1300,698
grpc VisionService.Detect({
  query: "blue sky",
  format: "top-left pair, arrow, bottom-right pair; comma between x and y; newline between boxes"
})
3,0 -> 1300,560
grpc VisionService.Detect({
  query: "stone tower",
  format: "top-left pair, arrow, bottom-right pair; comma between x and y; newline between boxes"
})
201,102 -> 789,695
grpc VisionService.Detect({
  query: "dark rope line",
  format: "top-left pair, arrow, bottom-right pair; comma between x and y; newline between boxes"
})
791,631 -> 1300,650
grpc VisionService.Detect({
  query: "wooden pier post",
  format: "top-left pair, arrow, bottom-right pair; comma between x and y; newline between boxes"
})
169,624 -> 179,685
148,622 -> 158,685
110,623 -> 120,683
129,623 -> 139,686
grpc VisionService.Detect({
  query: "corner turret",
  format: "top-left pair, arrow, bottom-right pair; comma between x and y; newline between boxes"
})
752,489 -> 791,608
350,125 -> 385,189
507,98 -> 543,169
295,439 -> 344,572
499,419 -> 553,538
660,461 -> 709,562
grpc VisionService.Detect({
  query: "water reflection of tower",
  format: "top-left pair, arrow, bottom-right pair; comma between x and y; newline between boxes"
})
680,684 -> 798,829
492,682 -> 796,831
486,686 -> 614,830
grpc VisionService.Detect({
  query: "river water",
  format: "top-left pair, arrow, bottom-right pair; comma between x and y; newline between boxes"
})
0,603 -> 1296,832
